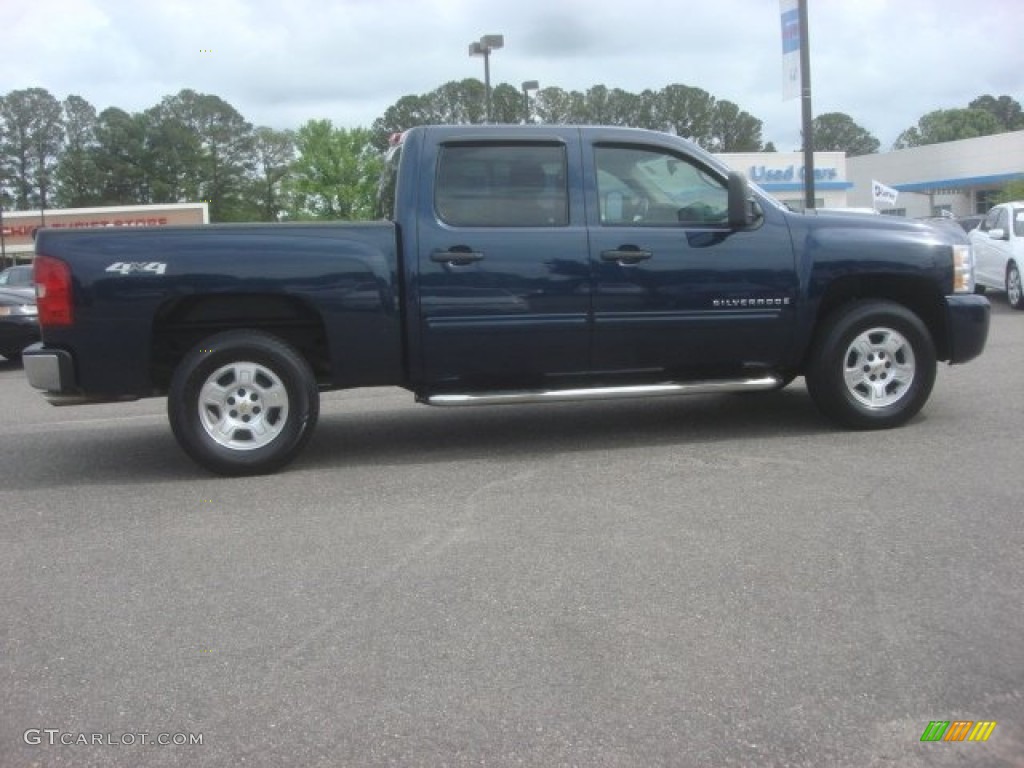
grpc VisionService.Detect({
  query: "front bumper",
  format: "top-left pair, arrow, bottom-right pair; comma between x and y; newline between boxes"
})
945,294 -> 990,364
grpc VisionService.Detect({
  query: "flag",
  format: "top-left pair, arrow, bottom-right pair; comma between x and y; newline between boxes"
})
872,180 -> 899,208
780,0 -> 801,101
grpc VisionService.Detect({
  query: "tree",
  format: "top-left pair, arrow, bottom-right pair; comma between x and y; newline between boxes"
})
969,94 -> 1023,131
55,95 -> 102,207
146,90 -> 255,220
372,94 -> 440,150
0,87 -> 64,210
490,83 -> 522,124
809,112 -> 879,156
655,84 -> 716,142
894,108 -> 1003,149
708,100 -> 763,152
245,126 -> 295,221
91,107 -> 152,204
286,121 -> 382,220
533,87 -> 587,124
996,179 -> 1024,204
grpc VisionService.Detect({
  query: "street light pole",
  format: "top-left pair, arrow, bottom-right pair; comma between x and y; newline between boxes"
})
521,80 -> 539,124
468,34 -> 504,123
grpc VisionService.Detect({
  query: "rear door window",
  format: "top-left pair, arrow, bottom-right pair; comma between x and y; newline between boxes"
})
435,144 -> 568,227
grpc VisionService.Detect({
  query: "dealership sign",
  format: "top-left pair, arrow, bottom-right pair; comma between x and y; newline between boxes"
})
749,165 -> 839,183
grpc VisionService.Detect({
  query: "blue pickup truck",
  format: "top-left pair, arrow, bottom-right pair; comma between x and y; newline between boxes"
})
24,125 -> 989,474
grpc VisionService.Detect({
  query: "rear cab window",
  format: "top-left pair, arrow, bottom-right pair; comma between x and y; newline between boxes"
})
435,143 -> 568,227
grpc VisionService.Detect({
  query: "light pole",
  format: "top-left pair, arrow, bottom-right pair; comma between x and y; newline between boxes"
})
468,34 -> 504,123
521,80 -> 539,124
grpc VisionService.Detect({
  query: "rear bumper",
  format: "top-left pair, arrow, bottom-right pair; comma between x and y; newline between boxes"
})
24,344 -> 77,392
944,294 -> 990,364
23,344 -> 138,405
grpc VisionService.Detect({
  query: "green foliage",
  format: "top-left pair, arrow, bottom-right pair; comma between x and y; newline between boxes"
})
55,95 -> 102,208
893,94 -> 1021,149
246,126 -> 295,222
3,84 -> 1018,223
372,80 -> 764,151
996,180 -> 1024,204
809,112 -> 880,156
969,94 -> 1023,131
285,122 -> 382,221
0,87 -> 64,210
145,90 -> 255,221
91,107 -> 152,204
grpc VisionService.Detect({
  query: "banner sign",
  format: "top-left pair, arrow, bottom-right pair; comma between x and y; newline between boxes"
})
780,0 -> 801,101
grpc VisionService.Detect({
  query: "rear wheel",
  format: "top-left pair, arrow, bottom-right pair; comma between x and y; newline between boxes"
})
1007,262 -> 1023,310
168,330 -> 319,475
805,300 -> 936,429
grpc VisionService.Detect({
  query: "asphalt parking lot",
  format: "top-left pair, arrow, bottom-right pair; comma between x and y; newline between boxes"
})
1,301 -> 1022,767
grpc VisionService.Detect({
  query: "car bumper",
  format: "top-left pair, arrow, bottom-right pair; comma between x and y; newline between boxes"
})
0,316 -> 40,358
23,344 -> 140,405
945,294 -> 990,364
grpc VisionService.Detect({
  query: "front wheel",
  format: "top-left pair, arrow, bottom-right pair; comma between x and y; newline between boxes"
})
1007,262 -> 1023,310
168,330 -> 320,475
805,300 -> 936,429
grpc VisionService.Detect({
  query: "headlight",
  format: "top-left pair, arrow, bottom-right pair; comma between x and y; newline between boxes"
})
952,244 -> 974,294
0,304 -> 37,317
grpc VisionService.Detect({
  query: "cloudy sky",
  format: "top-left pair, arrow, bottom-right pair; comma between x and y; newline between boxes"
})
3,0 -> 1021,150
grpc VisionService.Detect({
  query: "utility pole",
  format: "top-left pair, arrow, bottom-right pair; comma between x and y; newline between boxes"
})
799,0 -> 815,210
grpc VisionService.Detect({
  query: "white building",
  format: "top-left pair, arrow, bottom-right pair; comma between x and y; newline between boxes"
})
846,130 -> 1024,218
717,131 -> 1024,219
717,151 -> 852,211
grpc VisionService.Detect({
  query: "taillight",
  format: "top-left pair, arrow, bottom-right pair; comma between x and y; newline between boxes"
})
34,255 -> 74,327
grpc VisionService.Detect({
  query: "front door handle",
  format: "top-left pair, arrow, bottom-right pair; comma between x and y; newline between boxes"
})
601,248 -> 652,265
431,248 -> 484,266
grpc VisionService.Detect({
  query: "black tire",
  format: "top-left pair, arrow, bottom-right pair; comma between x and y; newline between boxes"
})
168,330 -> 319,475
1006,262 -> 1023,310
805,300 -> 936,430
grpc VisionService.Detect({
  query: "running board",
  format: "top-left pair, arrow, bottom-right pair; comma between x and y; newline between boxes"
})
423,376 -> 782,407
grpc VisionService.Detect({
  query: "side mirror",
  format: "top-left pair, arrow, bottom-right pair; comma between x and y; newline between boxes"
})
988,228 -> 1007,241
727,171 -> 751,229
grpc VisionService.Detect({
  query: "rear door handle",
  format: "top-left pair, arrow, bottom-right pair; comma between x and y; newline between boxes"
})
601,248 -> 652,265
431,248 -> 484,266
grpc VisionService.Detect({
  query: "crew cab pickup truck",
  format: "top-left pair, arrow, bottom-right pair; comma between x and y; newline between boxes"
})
24,125 -> 990,475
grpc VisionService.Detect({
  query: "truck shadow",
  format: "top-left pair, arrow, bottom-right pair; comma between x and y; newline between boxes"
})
8,388 -> 842,488
302,388 -> 834,470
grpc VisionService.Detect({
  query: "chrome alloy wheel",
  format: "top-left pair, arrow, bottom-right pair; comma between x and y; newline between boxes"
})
198,361 -> 290,450
1007,264 -> 1022,308
842,327 -> 916,409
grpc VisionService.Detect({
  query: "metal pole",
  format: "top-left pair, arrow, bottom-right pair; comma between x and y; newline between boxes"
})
0,204 -> 6,269
799,0 -> 815,210
483,50 -> 492,123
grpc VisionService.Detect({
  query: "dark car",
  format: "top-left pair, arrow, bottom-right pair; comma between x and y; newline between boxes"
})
0,286 -> 40,361
0,264 -> 34,288
958,215 -> 985,233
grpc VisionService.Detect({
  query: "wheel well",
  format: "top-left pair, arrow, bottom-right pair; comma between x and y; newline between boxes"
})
810,275 -> 950,361
151,293 -> 330,389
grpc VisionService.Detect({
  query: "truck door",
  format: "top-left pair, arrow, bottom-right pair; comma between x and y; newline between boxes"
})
583,142 -> 798,378
417,135 -> 591,390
